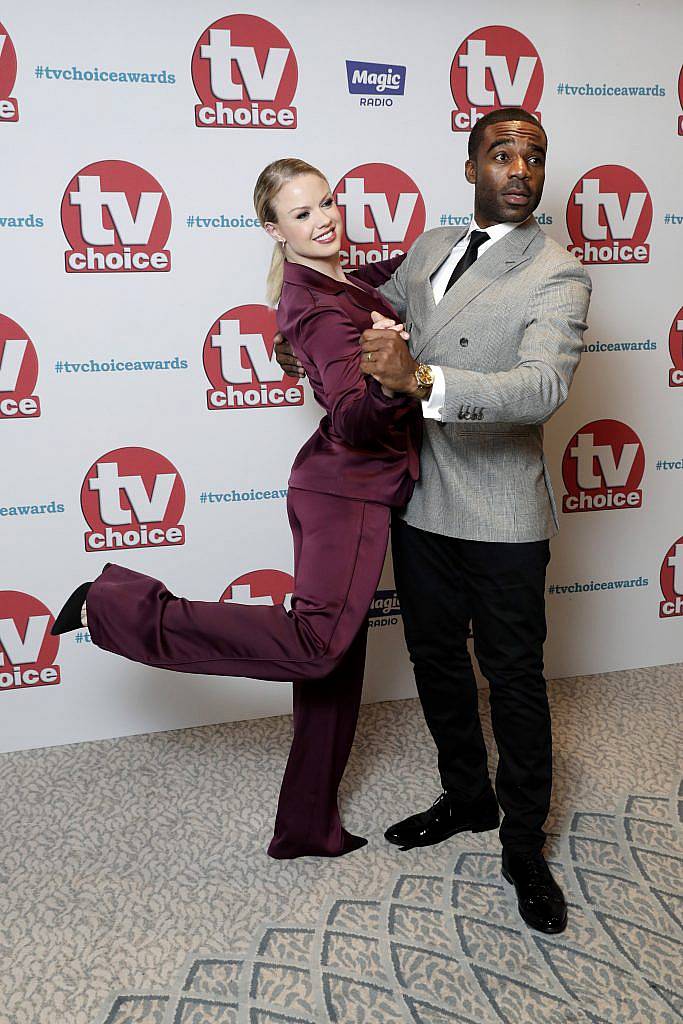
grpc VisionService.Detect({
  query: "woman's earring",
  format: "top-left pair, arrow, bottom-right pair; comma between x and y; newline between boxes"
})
280,239 -> 286,252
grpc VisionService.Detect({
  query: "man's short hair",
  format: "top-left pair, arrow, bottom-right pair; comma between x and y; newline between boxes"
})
468,108 -> 547,159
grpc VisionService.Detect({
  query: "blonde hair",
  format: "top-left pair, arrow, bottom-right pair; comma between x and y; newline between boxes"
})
253,158 -> 328,306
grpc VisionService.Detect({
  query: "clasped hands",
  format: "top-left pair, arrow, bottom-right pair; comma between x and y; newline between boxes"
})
273,312 -> 422,398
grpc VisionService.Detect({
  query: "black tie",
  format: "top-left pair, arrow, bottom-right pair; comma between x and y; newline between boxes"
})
445,229 -> 490,293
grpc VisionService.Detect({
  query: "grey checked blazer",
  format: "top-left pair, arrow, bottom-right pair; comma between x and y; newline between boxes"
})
376,217 -> 592,543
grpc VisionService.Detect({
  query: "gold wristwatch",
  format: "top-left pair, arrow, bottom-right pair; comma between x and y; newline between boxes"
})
414,363 -> 435,394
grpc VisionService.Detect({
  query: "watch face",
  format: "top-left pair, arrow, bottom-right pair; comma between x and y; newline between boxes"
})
416,364 -> 434,387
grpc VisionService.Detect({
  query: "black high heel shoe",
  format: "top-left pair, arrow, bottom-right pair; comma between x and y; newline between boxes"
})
51,581 -> 92,635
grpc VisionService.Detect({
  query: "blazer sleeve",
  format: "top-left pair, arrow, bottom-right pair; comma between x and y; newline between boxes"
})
439,260 -> 592,425
350,253 -> 409,320
297,305 -> 414,448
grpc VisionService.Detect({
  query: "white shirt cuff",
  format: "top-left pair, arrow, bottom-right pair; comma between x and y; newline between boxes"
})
421,365 -> 445,420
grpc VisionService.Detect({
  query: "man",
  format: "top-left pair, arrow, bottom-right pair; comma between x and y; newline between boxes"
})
276,108 -> 591,934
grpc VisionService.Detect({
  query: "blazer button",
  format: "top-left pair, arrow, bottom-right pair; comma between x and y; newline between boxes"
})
459,337 -> 469,347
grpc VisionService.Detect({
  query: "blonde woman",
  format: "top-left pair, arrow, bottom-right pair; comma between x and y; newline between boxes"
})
52,159 -> 422,859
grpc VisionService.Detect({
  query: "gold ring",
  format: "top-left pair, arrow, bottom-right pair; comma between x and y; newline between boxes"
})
367,352 -> 373,362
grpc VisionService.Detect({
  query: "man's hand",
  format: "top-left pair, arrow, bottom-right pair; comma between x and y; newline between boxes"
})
360,325 -> 421,396
273,332 -> 305,378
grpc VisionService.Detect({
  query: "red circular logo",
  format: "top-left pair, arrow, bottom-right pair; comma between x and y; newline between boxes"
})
192,14 -> 298,129
450,25 -> 543,132
0,313 -> 41,420
561,419 -> 645,514
220,570 -> 294,607
669,305 -> 683,387
61,160 -> 172,273
660,536 -> 683,618
80,446 -> 186,552
0,21 -> 18,98
0,591 -> 61,692
566,165 -> 652,265
203,304 -> 303,411
333,163 -> 425,269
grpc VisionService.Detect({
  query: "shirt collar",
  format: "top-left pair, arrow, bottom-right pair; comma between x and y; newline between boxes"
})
464,217 -> 527,244
283,260 -> 346,294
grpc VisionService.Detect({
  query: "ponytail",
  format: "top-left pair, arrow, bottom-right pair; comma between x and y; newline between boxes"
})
266,242 -> 285,307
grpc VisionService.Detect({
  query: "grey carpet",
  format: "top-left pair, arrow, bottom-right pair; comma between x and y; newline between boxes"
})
0,664 -> 680,1023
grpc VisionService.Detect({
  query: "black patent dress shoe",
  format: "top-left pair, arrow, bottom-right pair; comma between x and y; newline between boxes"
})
384,788 -> 499,850
502,849 -> 568,934
51,581 -> 92,635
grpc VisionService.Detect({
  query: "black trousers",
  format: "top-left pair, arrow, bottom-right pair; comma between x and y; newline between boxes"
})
392,517 -> 552,852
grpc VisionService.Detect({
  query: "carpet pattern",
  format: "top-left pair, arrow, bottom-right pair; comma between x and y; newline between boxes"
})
0,664 -> 681,1024
96,783 -> 682,1023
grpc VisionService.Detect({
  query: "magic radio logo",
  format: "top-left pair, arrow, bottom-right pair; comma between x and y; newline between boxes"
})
0,21 -> 19,122
193,14 -> 297,128
0,592 -> 60,693
669,306 -> 683,387
566,165 -> 652,265
81,447 -> 186,552
561,419 -> 645,514
61,160 -> 172,273
660,537 -> 683,618
450,25 -> 543,132
203,304 -> 304,411
220,570 -> 293,610
333,163 -> 425,269
0,314 -> 41,420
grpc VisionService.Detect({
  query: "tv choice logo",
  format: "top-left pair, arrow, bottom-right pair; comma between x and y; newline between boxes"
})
0,314 -> 41,419
346,60 -> 406,107
660,537 -> 683,618
333,163 -> 426,268
450,25 -> 543,132
203,304 -> 304,411
566,165 -> 653,265
61,160 -> 172,273
669,306 -> 683,387
0,592 -> 60,692
0,22 -> 18,121
192,14 -> 297,129
220,569 -> 293,611
81,447 -> 186,552
561,419 -> 645,514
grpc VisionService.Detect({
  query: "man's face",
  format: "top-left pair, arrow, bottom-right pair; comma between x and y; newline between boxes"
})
465,120 -> 547,226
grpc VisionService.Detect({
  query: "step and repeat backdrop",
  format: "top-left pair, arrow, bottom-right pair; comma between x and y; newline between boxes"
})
1,0 -> 681,752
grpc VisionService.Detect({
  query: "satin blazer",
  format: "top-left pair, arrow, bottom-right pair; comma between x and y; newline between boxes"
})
277,261 -> 422,508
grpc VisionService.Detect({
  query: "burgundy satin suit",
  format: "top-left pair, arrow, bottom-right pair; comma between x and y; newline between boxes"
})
87,259 -> 421,859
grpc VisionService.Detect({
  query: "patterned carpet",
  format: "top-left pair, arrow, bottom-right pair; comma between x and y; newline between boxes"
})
0,665 -> 681,1024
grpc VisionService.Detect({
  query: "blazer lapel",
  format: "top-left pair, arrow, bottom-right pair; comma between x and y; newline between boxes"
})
413,218 -> 541,360
417,227 -> 468,325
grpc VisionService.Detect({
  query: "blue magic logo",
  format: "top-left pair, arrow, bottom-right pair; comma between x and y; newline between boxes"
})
346,60 -> 406,96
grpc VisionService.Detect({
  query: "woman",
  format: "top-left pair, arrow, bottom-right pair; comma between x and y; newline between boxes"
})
52,158 -> 422,859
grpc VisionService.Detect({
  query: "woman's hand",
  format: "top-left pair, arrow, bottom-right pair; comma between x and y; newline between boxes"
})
370,310 -> 410,339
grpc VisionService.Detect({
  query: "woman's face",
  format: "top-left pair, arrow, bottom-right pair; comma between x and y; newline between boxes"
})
266,174 -> 342,262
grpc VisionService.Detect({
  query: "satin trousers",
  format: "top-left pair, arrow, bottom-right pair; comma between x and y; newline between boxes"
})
87,487 -> 390,858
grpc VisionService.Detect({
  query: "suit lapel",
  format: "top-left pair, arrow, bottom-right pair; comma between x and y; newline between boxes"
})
417,228 -> 468,326
413,218 -> 541,360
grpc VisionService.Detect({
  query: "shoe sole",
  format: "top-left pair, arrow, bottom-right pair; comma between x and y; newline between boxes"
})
501,868 -> 568,934
385,816 -> 499,850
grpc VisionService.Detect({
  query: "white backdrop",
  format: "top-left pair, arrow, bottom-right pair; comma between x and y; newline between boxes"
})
1,0 -> 681,753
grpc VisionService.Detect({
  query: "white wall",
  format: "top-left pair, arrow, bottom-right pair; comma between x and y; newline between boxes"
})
1,0 -> 681,752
